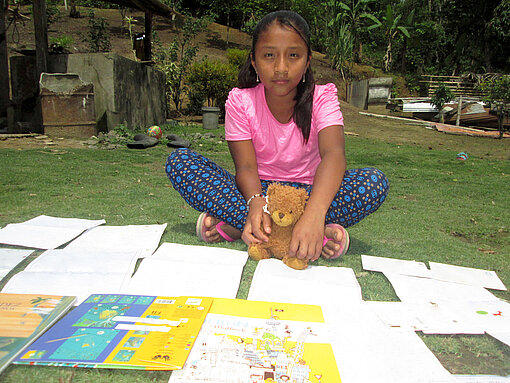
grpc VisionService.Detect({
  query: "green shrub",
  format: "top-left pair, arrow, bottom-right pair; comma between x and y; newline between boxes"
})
226,49 -> 249,70
187,59 -> 238,109
49,35 -> 74,53
187,89 -> 207,116
86,10 -> 111,52
46,4 -> 61,26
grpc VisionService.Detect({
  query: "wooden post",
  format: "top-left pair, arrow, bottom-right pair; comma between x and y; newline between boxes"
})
32,0 -> 48,132
32,0 -> 48,78
0,0 -> 10,127
144,10 -> 152,63
456,96 -> 462,126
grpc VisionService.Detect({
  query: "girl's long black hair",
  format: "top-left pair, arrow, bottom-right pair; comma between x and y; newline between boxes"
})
238,10 -> 315,143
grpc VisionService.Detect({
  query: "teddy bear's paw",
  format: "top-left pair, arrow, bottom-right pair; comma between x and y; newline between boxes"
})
248,245 -> 271,261
283,256 -> 308,270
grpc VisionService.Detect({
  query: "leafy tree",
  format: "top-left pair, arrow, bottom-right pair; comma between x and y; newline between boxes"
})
479,75 -> 510,139
153,14 -> 211,113
487,0 -> 510,71
430,83 -> 454,123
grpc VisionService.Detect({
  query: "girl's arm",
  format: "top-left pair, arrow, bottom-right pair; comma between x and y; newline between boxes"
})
228,140 -> 272,245
289,125 -> 346,261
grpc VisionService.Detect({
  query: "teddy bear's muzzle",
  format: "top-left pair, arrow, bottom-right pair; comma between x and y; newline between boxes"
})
271,210 -> 294,227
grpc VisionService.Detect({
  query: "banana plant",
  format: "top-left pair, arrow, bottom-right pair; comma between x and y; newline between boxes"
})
326,0 -> 380,63
376,4 -> 414,72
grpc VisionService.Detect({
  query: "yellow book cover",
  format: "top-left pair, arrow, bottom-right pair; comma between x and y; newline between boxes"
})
169,298 -> 341,382
16,294 -> 211,370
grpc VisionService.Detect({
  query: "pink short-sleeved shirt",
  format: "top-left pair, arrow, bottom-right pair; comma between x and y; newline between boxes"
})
225,83 -> 343,184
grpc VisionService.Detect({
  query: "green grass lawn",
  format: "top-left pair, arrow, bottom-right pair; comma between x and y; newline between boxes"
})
0,124 -> 509,381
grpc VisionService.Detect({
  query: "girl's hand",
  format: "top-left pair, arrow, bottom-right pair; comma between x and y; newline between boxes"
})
288,212 -> 324,262
242,198 -> 272,245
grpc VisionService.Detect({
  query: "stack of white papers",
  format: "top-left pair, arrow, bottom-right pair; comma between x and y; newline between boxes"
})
247,258 -> 362,306
1,248 -> 142,304
0,249 -> 34,280
124,243 -> 248,298
0,215 -> 105,249
361,255 -> 510,346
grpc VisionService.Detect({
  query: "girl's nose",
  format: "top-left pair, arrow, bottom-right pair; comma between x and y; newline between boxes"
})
274,56 -> 288,74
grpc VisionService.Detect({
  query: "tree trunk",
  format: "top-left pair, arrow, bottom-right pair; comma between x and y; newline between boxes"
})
497,104 -> 504,139
383,39 -> 392,72
0,0 -> 10,126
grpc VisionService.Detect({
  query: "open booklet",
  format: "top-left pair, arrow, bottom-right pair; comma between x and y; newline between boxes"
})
169,298 -> 342,383
0,293 -> 76,374
15,294 -> 212,370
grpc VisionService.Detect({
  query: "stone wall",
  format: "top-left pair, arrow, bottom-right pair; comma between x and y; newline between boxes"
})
10,53 -> 166,134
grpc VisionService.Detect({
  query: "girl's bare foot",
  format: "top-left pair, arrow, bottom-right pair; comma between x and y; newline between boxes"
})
202,214 -> 242,243
322,225 -> 348,259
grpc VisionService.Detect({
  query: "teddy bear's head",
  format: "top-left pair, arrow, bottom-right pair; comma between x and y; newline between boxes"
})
266,183 -> 308,227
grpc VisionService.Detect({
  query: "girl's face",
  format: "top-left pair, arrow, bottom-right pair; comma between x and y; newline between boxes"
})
251,22 -> 311,102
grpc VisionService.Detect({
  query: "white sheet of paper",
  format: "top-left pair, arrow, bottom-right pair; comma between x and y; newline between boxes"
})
0,248 -> 34,279
384,272 -> 500,304
64,224 -> 167,257
124,243 -> 248,299
324,301 -> 455,383
429,262 -> 507,291
151,242 -> 248,265
425,300 -> 510,334
247,258 -> 362,306
367,300 -> 486,335
487,331 -> 510,349
1,271 -> 129,305
24,248 -> 141,275
453,374 -> 510,382
0,215 -> 105,249
367,301 -> 431,331
362,254 -> 431,277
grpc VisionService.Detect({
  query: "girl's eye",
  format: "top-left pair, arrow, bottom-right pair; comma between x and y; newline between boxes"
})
290,53 -> 299,58
264,53 -> 274,58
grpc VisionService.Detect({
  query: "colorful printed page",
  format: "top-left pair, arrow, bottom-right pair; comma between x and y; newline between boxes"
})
0,215 -> 105,249
0,249 -> 34,280
15,294 -> 212,370
169,298 -> 342,383
0,293 -> 76,373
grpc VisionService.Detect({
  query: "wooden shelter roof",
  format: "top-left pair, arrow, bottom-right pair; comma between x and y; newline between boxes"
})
103,0 -> 175,19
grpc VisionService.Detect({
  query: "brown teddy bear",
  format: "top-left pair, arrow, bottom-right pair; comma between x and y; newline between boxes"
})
248,183 -> 309,270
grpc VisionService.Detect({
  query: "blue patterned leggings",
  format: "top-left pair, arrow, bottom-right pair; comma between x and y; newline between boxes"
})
165,148 -> 389,230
